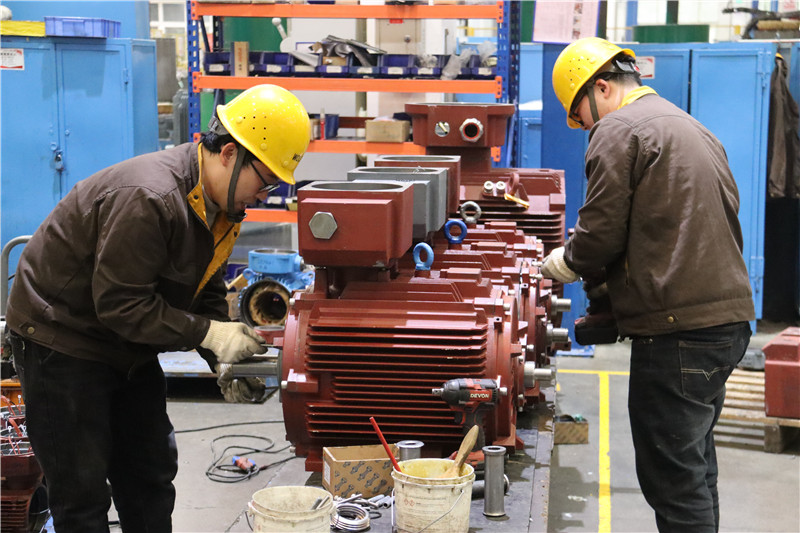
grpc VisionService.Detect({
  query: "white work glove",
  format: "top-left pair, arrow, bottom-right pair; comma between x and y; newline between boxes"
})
200,320 -> 267,364
541,246 -> 580,284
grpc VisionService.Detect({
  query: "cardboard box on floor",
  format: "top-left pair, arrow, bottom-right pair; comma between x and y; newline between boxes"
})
365,120 -> 410,143
322,444 -> 398,498
554,414 -> 589,444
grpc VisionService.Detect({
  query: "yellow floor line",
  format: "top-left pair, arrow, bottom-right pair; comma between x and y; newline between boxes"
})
598,372 -> 611,532
558,369 -> 630,532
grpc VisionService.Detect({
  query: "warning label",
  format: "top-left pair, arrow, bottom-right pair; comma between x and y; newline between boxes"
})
1,48 -> 24,70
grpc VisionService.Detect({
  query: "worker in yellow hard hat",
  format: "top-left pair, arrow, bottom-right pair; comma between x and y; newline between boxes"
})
5,84 -> 309,531
541,38 -> 755,532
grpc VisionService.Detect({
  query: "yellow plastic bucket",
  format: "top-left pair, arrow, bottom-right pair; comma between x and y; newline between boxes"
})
392,458 -> 475,533
248,485 -> 333,533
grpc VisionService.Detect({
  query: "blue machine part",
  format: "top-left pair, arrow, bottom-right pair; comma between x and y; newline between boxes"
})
243,249 -> 314,293
238,250 -> 314,327
413,243 -> 434,271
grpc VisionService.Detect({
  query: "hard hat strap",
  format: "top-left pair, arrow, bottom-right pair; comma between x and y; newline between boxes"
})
226,148 -> 247,223
585,79 -> 601,124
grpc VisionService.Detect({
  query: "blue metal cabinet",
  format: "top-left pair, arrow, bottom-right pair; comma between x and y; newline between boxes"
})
1,36 -> 157,280
626,43 -> 692,110
690,44 -> 773,319
627,42 -> 773,320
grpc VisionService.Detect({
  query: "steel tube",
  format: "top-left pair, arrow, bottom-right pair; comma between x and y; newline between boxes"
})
482,445 -> 506,517
397,440 -> 424,461
471,474 -> 509,499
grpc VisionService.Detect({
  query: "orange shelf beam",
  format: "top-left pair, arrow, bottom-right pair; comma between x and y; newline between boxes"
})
191,2 -> 501,21
245,209 -> 298,224
307,140 -> 425,155
193,74 -> 501,95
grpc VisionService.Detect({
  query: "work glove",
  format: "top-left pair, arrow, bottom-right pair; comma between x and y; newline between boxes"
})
200,320 -> 266,364
216,363 -> 270,404
541,246 -> 580,283
574,272 -> 619,346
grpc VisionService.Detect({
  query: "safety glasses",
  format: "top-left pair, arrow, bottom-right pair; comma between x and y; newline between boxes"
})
570,89 -> 587,128
251,163 -> 281,195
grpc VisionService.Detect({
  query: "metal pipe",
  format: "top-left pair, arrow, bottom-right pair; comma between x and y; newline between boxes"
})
471,474 -> 509,500
482,445 -> 506,517
396,440 -> 424,462
1,236 -> 31,316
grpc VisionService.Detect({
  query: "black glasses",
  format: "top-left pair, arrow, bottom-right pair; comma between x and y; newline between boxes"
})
570,88 -> 587,127
251,163 -> 281,194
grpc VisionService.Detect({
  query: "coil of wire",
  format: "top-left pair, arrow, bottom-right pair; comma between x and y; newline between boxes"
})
331,502 -> 370,532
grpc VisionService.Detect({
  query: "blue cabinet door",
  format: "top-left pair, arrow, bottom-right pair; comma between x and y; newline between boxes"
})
627,43 -> 692,111
57,42 -> 130,192
1,39 -> 62,275
690,44 -> 773,319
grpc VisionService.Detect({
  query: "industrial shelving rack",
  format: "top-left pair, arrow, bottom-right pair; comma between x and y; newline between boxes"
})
185,1 -> 520,158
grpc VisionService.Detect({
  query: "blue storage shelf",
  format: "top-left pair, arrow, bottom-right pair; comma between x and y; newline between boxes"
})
44,16 -> 120,38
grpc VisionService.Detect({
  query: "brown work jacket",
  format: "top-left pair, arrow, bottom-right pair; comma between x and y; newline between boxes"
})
6,143 -> 240,372
564,94 -> 755,336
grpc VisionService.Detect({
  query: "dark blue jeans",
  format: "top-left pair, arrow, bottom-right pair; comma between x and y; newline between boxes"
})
628,322 -> 751,533
12,334 -> 178,533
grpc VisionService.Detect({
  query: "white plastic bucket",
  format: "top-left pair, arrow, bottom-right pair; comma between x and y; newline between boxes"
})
248,485 -> 333,533
392,458 -> 475,533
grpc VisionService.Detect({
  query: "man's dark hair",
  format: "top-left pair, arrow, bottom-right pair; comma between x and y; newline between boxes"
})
199,131 -> 258,167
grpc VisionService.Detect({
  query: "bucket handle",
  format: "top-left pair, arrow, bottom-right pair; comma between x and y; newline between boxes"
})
391,488 -> 466,533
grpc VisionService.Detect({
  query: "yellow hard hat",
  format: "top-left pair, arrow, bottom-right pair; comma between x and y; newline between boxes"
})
216,84 -> 310,185
552,38 -> 635,129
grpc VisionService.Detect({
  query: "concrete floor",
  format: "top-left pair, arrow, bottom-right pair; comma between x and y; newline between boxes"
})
107,321 -> 799,533
550,321 -> 800,533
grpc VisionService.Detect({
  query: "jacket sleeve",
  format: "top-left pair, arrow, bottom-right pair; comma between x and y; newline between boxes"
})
91,186 -> 210,350
564,118 -> 641,274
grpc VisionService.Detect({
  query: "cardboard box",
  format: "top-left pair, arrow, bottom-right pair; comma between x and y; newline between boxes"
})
554,414 -> 589,444
322,444 -> 397,498
233,41 -> 249,77
365,120 -> 411,143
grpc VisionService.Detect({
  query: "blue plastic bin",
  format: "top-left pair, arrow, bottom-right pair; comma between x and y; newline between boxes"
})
350,52 -> 382,77
378,54 -> 415,78
410,54 -> 448,78
203,51 -> 230,75
44,17 -> 120,38
317,55 -> 351,77
465,54 -> 497,79
252,52 -> 292,76
291,53 -> 320,77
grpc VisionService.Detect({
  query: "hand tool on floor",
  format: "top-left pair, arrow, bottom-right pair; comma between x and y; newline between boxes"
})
369,416 -> 403,472
438,424 -> 479,478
